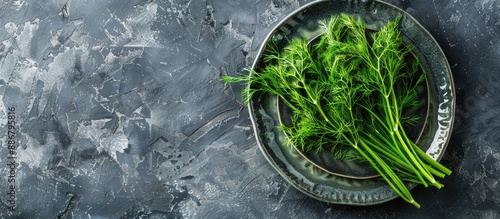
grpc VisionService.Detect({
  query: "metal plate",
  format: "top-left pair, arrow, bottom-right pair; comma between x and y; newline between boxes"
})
248,0 -> 455,205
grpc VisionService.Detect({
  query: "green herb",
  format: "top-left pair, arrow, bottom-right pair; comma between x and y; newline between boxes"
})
223,14 -> 451,208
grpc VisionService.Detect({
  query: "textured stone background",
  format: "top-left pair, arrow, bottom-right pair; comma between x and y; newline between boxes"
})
0,0 -> 498,218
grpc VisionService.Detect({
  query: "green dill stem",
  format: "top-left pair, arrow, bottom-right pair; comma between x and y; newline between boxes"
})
358,139 -> 420,208
359,96 -> 446,184
388,99 -> 436,187
373,76 -> 428,186
398,122 -> 452,177
365,132 -> 446,181
363,130 -> 429,186
369,34 -> 436,187
391,105 -> 440,187
344,134 -> 414,203
402,130 -> 453,176
298,77 -> 331,123
388,87 -> 436,178
364,134 -> 416,170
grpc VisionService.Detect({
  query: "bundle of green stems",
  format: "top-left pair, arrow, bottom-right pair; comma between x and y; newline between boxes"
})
223,14 -> 451,208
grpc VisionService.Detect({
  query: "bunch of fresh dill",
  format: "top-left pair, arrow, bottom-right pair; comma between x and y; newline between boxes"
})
223,14 -> 451,208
